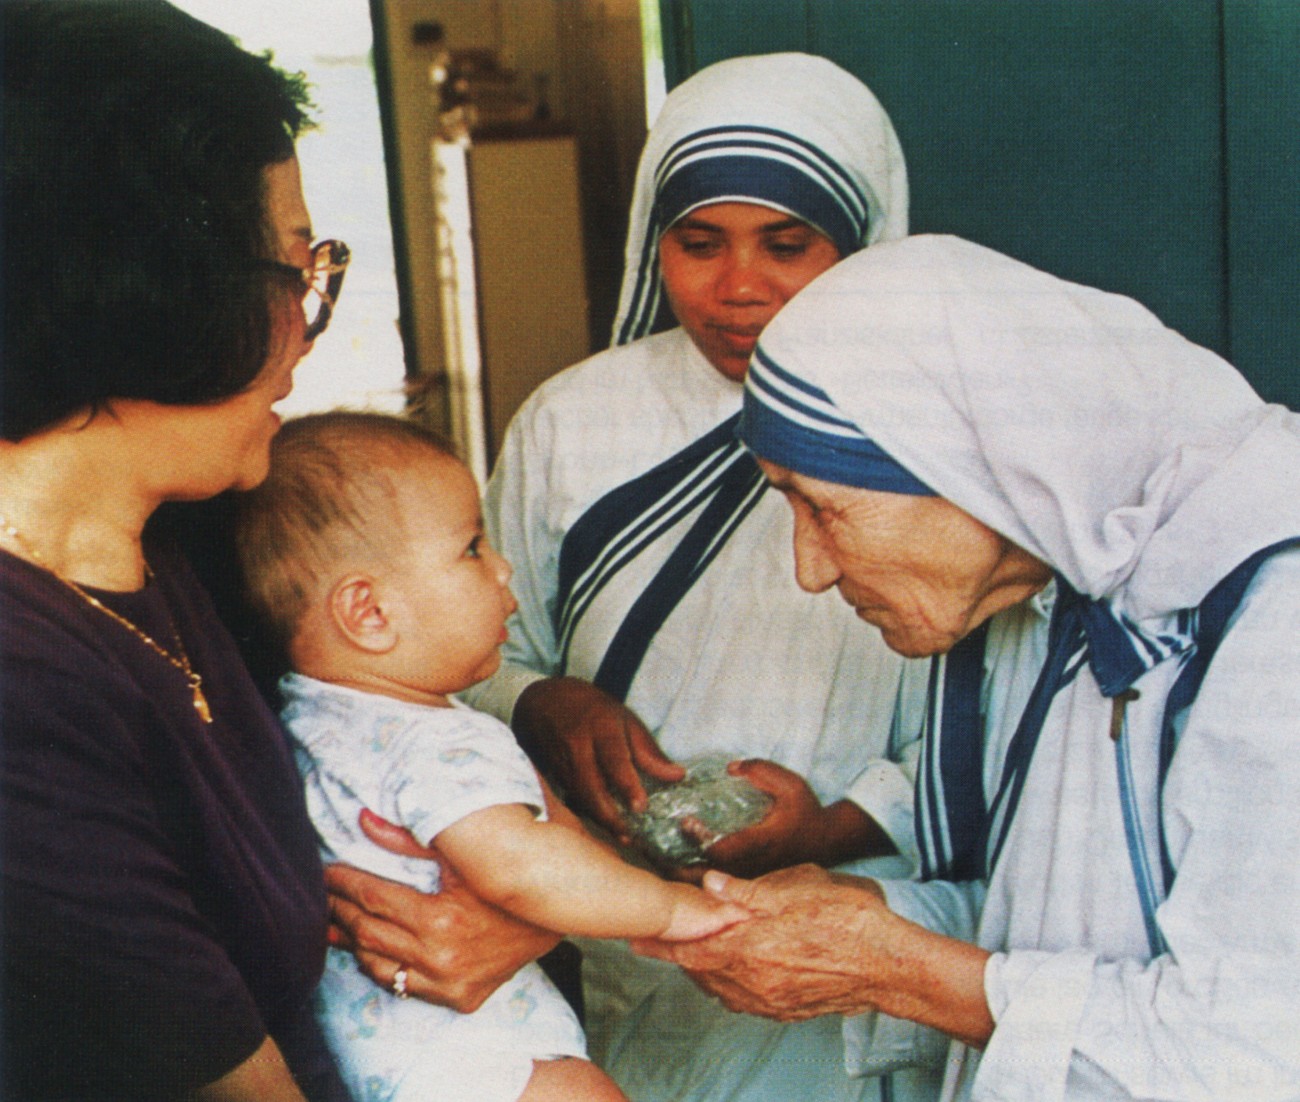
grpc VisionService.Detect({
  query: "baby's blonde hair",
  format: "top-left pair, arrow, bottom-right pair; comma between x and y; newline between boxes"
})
236,410 -> 458,650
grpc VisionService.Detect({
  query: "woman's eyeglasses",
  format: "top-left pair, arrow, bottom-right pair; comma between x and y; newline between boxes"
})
260,239 -> 351,341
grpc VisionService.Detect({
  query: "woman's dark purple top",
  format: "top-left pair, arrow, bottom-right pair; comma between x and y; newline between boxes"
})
0,542 -> 351,1100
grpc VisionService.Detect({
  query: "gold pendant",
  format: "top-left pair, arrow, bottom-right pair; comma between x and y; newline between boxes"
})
190,675 -> 213,724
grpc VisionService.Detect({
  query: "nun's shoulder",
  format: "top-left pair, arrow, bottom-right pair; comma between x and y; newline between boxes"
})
511,327 -> 704,422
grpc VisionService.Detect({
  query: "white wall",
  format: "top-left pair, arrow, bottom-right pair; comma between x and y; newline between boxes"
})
173,0 -> 407,416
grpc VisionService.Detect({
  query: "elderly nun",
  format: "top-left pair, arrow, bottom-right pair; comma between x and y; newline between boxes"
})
641,233 -> 1300,1102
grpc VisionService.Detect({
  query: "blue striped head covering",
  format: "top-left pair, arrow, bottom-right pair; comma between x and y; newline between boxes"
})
739,234 -> 1300,619
614,54 -> 909,346
653,125 -> 869,263
741,342 -> 935,495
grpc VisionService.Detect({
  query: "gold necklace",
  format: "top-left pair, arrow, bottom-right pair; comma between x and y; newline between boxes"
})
0,514 -> 213,724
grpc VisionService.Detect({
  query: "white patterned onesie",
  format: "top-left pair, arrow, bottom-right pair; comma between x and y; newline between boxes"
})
280,673 -> 587,1102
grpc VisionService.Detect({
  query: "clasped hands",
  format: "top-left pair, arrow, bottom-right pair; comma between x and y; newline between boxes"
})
633,864 -> 893,1021
326,807 -> 891,1024
326,675 -> 903,1022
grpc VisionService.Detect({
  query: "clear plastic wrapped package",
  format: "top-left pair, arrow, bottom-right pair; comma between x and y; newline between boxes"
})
623,753 -> 773,866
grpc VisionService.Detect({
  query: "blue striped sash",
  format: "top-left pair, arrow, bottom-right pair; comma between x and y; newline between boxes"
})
919,545 -> 1298,956
1153,538 -> 1300,889
555,413 -> 766,701
916,623 -> 989,882
916,586 -> 1090,881
916,579 -> 1194,883
1116,539 -> 1299,954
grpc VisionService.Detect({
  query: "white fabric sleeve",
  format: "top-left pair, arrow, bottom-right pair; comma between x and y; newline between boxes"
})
461,659 -> 548,728
979,950 -> 1094,1100
463,395 -> 564,724
841,756 -> 918,876
976,555 -> 1300,1102
841,657 -> 930,874
841,877 -> 985,1077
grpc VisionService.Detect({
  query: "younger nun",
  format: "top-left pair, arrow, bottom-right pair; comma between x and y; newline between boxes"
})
467,52 -> 936,1102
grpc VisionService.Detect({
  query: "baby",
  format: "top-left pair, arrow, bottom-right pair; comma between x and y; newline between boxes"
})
235,411 -> 745,1102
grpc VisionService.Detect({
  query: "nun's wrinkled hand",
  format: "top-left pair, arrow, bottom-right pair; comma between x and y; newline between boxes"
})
631,865 -> 889,1021
513,675 -> 684,841
634,865 -> 997,1047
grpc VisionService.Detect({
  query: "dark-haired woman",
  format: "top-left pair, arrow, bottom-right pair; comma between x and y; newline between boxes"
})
2,3 -> 348,1098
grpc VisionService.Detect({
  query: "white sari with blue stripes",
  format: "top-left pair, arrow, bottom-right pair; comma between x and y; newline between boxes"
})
473,328 -> 921,862
613,52 -> 907,346
866,549 -> 1300,1101
466,52 -> 928,1102
747,235 -> 1300,1101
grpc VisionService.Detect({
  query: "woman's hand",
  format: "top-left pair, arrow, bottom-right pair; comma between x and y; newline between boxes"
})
324,810 -> 560,1013
513,676 -> 684,841
632,865 -> 994,1047
682,760 -> 896,879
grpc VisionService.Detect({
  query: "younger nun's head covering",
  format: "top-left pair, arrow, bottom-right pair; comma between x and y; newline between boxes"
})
742,234 -> 1300,619
613,53 -> 908,346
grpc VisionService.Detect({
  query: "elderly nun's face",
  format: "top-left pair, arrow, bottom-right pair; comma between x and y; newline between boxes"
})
759,461 -> 1052,658
659,202 -> 840,382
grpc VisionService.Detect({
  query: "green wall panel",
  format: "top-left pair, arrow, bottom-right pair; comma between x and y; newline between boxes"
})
827,2 -> 1227,358
659,0 -> 1299,408
661,0 -> 811,84
1223,0 -> 1300,408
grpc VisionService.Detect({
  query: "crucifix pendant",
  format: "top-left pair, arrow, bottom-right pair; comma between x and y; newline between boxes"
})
190,674 -> 213,724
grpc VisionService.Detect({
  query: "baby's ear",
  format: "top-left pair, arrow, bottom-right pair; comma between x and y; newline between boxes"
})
329,574 -> 397,653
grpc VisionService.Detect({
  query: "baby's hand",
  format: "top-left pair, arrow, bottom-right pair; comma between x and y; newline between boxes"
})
658,881 -> 750,941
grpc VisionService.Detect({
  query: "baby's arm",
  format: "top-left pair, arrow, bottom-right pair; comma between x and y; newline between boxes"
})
434,804 -> 747,941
